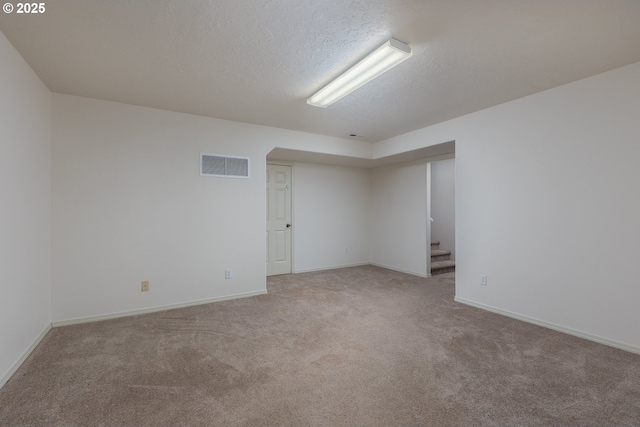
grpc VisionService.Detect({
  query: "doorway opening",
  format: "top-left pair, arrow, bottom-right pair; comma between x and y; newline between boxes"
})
428,157 -> 456,276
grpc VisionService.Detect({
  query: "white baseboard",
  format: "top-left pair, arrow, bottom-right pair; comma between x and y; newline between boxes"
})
294,262 -> 432,278
293,262 -> 370,274
454,296 -> 640,356
1,323 -> 51,390
52,290 -> 267,327
369,262 -> 428,278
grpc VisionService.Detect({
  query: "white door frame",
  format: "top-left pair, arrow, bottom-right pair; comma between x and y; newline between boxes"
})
426,162 -> 432,277
266,161 -> 294,275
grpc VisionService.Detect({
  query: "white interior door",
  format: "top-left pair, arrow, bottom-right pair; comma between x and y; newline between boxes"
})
266,164 -> 292,276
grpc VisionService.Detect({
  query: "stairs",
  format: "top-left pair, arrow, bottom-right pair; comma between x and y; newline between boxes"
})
431,241 -> 455,275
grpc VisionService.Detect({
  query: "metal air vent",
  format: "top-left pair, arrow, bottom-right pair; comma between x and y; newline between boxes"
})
201,154 -> 250,178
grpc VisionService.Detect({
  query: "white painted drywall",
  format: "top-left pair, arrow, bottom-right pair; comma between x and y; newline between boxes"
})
375,61 -> 640,352
51,94 -> 368,323
292,162 -> 370,272
430,158 -> 455,261
0,31 -> 52,384
369,161 -> 428,277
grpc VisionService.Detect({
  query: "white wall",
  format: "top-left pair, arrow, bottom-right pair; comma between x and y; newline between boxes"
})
430,158 -> 455,261
0,32 -> 52,385
375,61 -> 640,353
292,162 -> 370,272
51,94 -> 366,324
369,161 -> 428,277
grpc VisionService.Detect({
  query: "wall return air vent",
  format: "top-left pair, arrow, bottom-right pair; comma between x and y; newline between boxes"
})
200,154 -> 250,178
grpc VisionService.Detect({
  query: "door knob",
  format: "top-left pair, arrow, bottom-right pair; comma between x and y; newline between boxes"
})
286,224 -> 291,228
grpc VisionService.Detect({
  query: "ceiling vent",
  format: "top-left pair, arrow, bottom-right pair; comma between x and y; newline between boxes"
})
200,154 -> 250,178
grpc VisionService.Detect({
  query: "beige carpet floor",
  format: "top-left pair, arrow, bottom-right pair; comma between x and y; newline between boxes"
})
1,265 -> 639,426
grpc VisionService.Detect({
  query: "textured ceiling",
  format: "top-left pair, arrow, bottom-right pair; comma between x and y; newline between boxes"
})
2,0 -> 640,142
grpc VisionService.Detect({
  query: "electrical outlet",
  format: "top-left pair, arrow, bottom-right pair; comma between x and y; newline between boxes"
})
141,281 -> 150,292
480,275 -> 487,286
225,269 -> 232,279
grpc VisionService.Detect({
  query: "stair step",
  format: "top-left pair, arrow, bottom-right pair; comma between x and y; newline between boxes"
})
431,260 -> 455,275
430,241 -> 440,250
431,249 -> 451,262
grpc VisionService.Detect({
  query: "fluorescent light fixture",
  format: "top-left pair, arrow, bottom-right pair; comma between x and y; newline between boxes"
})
307,38 -> 412,108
